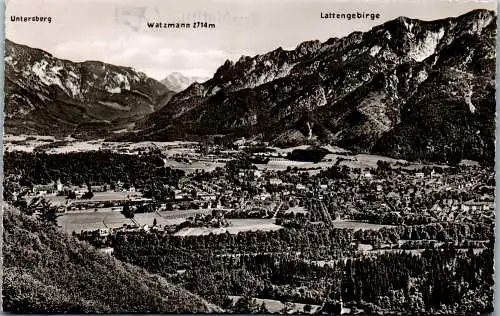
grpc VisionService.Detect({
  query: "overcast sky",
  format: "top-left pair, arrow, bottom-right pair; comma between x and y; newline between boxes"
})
6,0 -> 496,80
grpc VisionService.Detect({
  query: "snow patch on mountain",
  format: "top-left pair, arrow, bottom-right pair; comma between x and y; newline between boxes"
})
52,65 -> 63,74
403,19 -> 414,32
369,46 -> 382,57
104,73 -> 131,94
65,78 -> 81,97
68,71 -> 79,79
5,56 -> 15,66
106,87 -> 121,93
408,28 -> 445,62
114,73 -> 131,90
416,70 -> 428,84
30,60 -> 69,95
211,86 -> 221,95
470,14 -> 493,33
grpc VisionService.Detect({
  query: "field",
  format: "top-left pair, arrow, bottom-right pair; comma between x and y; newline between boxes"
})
41,191 -> 141,207
174,218 -> 283,236
57,209 -> 134,233
329,220 -> 394,230
228,296 -> 323,314
368,247 -> 486,256
255,147 -> 449,175
5,136 -> 452,176
80,191 -> 141,202
134,209 -> 215,227
58,208 -> 220,233
3,135 -> 199,154
284,206 -> 308,215
57,209 -> 390,235
164,160 -> 226,174
4,134 -> 58,152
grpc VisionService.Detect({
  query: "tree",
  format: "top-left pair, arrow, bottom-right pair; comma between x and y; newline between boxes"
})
122,205 -> 135,219
14,199 -> 30,215
82,191 -> 94,200
437,229 -> 449,242
233,295 -> 260,313
258,302 -> 269,314
303,304 -> 312,313
377,160 -> 391,171
153,218 -> 157,227
281,301 -> 296,314
38,199 -> 58,226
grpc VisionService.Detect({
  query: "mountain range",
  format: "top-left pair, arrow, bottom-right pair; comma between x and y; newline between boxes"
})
4,39 -> 174,137
4,9 -> 496,163
130,9 -> 496,164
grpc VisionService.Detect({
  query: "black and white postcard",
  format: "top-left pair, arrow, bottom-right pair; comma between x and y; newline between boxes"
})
2,0 -> 496,314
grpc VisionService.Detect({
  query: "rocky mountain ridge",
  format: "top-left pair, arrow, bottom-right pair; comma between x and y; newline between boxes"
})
4,9 -> 496,164
130,9 -> 495,164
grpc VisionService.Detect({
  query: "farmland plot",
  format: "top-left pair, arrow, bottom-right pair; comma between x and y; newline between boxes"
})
174,218 -> 283,236
58,210 -> 134,233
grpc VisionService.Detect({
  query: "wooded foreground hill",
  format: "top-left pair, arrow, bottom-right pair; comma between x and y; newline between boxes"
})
2,207 -> 221,313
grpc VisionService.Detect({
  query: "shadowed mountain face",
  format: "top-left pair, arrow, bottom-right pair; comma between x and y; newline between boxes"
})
4,39 -> 174,137
128,9 -> 495,164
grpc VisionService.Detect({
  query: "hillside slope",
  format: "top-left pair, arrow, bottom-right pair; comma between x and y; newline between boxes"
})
2,207 -> 221,313
130,9 -> 495,164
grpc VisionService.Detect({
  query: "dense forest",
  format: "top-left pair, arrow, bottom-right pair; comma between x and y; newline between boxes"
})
3,151 -> 184,200
4,150 -> 184,186
105,223 -> 494,314
164,248 -> 493,314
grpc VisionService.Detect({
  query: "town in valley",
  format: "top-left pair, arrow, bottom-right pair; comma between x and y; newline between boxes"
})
3,134 -> 494,314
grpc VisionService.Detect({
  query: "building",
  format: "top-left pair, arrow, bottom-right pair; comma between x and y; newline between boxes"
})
199,193 -> 218,201
98,228 -> 110,237
56,179 -> 63,192
33,183 -> 56,194
260,192 -> 271,200
90,185 -> 105,192
296,184 -> 306,190
269,178 -> 283,185
461,201 -> 494,212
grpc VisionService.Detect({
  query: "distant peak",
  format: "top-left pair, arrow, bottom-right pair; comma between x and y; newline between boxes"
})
169,71 -> 184,76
